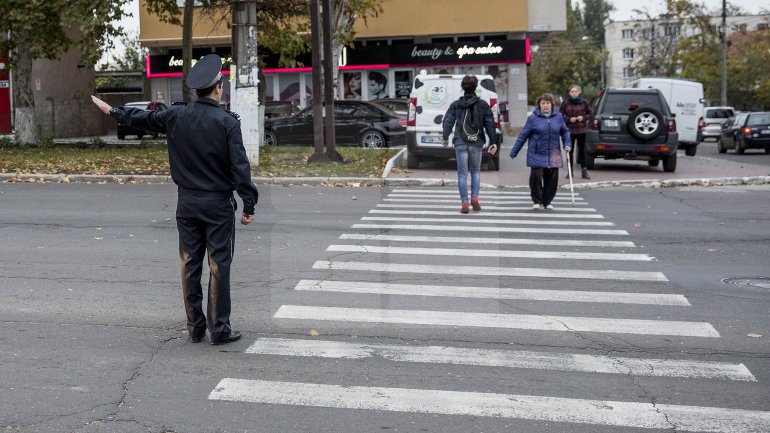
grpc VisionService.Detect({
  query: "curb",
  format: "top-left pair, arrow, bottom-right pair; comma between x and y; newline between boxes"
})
2,172 -> 769,189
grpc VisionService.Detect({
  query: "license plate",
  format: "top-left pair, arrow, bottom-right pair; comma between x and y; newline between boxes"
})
603,119 -> 619,128
421,136 -> 443,144
762,129 -> 770,135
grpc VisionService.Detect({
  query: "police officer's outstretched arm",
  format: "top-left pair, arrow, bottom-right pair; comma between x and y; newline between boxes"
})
225,119 -> 259,225
91,95 -> 168,134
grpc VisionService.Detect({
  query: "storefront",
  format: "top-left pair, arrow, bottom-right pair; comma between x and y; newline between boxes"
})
145,39 -> 529,117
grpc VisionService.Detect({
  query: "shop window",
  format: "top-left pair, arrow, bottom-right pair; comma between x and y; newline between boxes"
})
432,66 -> 454,74
390,38 -> 414,45
432,37 -> 454,44
394,70 -> 413,99
457,36 -> 480,42
486,65 -> 508,103
367,71 -> 389,100
264,75 -> 275,102
342,72 -> 362,100
278,73 -> 302,104
483,34 -> 507,41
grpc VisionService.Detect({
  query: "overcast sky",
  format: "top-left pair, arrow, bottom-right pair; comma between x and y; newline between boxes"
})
603,0 -> 768,21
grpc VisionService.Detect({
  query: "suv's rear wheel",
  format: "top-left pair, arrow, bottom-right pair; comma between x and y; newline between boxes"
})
627,107 -> 664,141
662,152 -> 677,172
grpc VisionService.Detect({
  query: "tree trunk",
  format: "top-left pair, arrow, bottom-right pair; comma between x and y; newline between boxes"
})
13,40 -> 37,146
182,0 -> 195,102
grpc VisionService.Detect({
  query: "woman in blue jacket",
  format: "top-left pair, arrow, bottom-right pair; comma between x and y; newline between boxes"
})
510,93 -> 571,209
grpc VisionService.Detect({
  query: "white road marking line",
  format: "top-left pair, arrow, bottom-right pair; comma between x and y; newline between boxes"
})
369,209 -> 605,218
383,198 -> 590,205
340,233 -> 636,248
294,279 -> 688,305
351,224 -> 629,236
274,305 -> 712,336
377,203 -> 598,212
210,379 -> 769,431
326,244 -> 653,261
388,193 -> 585,202
245,338 -> 753,381
312,260 -> 667,281
361,216 -> 614,226
391,188 -> 580,196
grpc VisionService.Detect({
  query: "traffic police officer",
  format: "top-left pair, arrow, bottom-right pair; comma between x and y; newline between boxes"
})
91,54 -> 258,345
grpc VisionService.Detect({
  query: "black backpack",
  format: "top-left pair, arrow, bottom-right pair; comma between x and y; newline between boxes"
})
458,101 -> 483,143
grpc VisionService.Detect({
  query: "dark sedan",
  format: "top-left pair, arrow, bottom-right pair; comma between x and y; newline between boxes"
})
117,101 -> 168,139
371,98 -> 409,120
263,100 -> 406,148
718,111 -> 770,154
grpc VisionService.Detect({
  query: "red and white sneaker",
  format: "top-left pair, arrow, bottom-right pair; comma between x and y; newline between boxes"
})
470,196 -> 481,212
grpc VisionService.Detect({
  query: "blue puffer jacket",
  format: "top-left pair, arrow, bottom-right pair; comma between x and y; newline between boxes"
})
510,109 -> 571,168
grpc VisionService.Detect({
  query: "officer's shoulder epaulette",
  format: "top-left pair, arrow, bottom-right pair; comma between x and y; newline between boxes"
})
225,109 -> 241,121
172,101 -> 188,106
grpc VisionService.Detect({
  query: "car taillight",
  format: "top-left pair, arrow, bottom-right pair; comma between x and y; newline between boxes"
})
591,119 -> 600,131
490,98 -> 499,129
743,127 -> 752,136
668,119 -> 676,132
398,119 -> 407,127
407,98 -> 417,127
697,116 -> 704,131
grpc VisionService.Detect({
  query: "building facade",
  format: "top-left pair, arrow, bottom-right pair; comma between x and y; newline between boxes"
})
605,15 -> 769,88
138,0 -> 567,129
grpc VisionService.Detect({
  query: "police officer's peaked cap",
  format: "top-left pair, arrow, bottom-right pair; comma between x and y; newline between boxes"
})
187,54 -> 223,90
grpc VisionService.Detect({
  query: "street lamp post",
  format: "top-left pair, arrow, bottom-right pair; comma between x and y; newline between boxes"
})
719,0 -> 728,106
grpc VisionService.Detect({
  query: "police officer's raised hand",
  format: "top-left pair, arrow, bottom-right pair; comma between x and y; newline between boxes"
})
240,213 -> 254,225
91,95 -> 112,115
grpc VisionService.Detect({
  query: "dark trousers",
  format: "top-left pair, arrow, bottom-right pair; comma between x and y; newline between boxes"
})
530,167 -> 559,205
567,133 -> 587,170
176,193 -> 236,340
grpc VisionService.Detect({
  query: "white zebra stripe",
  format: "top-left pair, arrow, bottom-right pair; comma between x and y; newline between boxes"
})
312,260 -> 667,281
388,193 -> 585,201
326,244 -> 653,261
210,379 -> 769,432
351,224 -> 629,236
294,279 -> 687,305
274,305 -> 712,336
383,198 -> 590,205
391,188 -> 580,196
361,216 -> 614,226
245,338 -> 753,381
369,209 -> 605,218
339,233 -> 636,248
377,203 -> 598,212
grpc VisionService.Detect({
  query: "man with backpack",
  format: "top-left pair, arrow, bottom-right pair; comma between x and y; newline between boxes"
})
441,75 -> 497,214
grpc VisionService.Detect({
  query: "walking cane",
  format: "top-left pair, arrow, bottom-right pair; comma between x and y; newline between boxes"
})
565,147 -> 575,207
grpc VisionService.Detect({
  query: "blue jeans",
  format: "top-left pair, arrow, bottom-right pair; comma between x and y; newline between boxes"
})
454,144 -> 481,203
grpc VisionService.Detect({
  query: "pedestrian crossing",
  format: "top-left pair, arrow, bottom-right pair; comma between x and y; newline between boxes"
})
208,187 -> 769,431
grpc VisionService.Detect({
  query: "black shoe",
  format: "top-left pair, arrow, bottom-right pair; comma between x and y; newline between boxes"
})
189,328 -> 206,343
210,330 -> 242,345
581,168 -> 591,179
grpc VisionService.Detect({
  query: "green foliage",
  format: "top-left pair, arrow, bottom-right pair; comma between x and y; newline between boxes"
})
582,0 -> 614,44
334,0 -> 384,47
527,0 -> 607,103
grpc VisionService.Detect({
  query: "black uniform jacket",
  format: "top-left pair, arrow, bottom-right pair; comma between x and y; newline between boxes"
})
111,97 -> 259,214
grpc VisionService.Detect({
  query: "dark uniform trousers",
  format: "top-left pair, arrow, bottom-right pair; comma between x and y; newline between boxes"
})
176,190 -> 236,341
529,167 -> 560,206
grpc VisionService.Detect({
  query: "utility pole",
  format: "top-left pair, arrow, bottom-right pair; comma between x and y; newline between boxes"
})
719,0 -> 728,106
231,0 -> 260,165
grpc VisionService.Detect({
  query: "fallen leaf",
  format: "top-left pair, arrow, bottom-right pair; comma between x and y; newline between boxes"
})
634,222 -> 641,229
310,329 -> 319,336
351,196 -> 358,200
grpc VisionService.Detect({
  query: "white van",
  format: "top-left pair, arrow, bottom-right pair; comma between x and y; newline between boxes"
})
625,78 -> 704,156
406,74 -> 504,170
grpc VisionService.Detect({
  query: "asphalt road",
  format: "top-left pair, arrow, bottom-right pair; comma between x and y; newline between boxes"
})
1,183 -> 769,432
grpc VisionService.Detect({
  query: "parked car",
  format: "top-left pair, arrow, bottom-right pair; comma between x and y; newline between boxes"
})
585,88 -> 679,172
702,106 -> 736,142
406,74 -> 504,170
263,100 -> 406,148
371,98 -> 409,122
718,111 -> 770,154
116,101 -> 168,140
625,77 -> 704,156
264,100 -> 302,119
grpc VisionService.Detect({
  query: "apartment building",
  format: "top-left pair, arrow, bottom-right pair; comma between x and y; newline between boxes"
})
605,15 -> 769,88
138,0 -> 567,128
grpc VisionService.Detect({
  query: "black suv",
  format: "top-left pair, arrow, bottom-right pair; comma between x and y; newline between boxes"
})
586,88 -> 679,172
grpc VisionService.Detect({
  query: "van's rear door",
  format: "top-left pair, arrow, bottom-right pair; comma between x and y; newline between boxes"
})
413,76 -> 459,148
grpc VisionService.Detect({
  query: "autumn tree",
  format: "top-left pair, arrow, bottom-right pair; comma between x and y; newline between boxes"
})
0,0 -> 128,145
